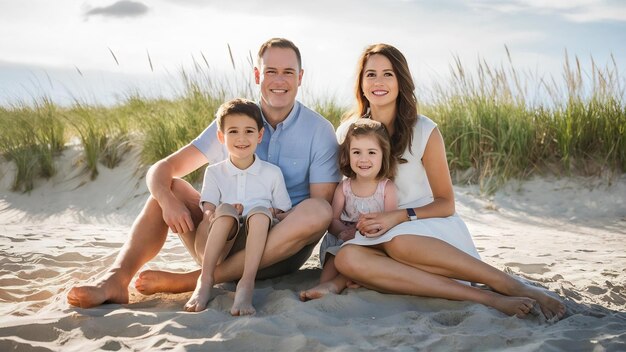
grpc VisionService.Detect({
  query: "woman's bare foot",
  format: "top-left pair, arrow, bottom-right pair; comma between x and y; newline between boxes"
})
184,277 -> 214,312
299,281 -> 341,301
484,291 -> 536,317
67,272 -> 129,308
499,277 -> 566,320
517,284 -> 566,320
230,279 -> 256,316
135,270 -> 199,295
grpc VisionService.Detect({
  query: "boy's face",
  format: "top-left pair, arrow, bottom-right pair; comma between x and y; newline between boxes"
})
254,47 -> 303,114
217,113 -> 264,161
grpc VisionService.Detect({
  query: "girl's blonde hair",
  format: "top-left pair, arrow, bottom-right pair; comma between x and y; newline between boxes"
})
339,118 -> 396,180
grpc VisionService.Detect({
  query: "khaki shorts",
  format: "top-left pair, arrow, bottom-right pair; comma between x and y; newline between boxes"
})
178,204 -> 316,279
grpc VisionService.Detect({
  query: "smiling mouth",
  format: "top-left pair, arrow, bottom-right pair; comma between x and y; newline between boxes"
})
372,90 -> 388,96
270,89 -> 288,94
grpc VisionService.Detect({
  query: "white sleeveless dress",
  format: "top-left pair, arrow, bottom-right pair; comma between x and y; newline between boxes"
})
335,115 -> 481,260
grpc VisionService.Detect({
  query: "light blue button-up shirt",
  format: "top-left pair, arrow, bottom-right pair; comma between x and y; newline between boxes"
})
192,101 -> 341,206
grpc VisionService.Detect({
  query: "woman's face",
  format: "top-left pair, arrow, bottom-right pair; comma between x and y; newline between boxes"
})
361,54 -> 399,109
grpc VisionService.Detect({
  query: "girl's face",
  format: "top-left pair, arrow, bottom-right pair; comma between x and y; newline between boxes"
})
361,54 -> 398,109
349,134 -> 383,180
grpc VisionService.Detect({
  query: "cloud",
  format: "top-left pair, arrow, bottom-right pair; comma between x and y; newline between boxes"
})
471,0 -> 626,22
85,0 -> 149,18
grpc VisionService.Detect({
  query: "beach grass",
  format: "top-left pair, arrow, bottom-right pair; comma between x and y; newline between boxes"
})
0,52 -> 623,193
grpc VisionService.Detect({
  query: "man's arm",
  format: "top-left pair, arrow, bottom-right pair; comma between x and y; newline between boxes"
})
147,143 -> 208,234
309,182 -> 337,204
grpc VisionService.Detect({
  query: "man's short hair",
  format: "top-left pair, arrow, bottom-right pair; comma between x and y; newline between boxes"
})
257,38 -> 302,70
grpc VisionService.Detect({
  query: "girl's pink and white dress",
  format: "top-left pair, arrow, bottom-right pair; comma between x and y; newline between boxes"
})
336,115 -> 480,260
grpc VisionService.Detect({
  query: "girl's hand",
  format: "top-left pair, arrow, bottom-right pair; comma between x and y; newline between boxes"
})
338,227 -> 356,242
356,210 -> 406,238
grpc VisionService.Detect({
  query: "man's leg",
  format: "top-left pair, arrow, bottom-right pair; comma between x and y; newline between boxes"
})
67,179 -> 202,308
136,198 -> 332,293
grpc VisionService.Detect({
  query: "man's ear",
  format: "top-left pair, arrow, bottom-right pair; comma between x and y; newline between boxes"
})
254,67 -> 261,85
217,129 -> 225,144
297,68 -> 304,87
258,127 -> 264,143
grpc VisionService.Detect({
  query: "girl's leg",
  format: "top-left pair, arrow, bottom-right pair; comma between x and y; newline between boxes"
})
231,212 -> 271,316
382,236 -> 565,319
184,215 -> 237,312
335,245 -> 537,317
299,256 -> 349,301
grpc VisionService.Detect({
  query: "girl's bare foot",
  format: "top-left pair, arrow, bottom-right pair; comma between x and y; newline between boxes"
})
231,280 -> 256,316
299,281 -> 341,301
67,272 -> 129,308
135,270 -> 198,295
184,277 -> 214,312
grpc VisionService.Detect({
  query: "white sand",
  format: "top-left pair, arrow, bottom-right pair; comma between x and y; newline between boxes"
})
1,147 -> 625,351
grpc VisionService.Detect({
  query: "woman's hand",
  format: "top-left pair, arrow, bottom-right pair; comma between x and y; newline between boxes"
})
356,209 -> 407,238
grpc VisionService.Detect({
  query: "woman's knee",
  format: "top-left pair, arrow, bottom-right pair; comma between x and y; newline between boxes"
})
335,245 -> 365,275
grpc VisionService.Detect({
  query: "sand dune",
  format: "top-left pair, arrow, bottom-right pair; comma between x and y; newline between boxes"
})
1,150 -> 625,351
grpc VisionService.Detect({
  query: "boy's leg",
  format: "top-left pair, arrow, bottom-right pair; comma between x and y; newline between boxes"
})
135,198 -> 332,294
231,207 -> 272,316
185,204 -> 239,312
68,178 -> 202,308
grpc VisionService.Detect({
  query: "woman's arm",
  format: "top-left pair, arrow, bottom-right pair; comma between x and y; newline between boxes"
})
413,127 -> 455,218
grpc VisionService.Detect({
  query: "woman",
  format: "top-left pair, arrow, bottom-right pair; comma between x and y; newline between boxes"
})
334,43 -> 565,319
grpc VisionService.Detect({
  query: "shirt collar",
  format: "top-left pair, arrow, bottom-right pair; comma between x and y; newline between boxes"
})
259,100 -> 301,130
225,154 -> 262,176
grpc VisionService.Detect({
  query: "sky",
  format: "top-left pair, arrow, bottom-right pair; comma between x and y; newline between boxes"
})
0,0 -> 625,107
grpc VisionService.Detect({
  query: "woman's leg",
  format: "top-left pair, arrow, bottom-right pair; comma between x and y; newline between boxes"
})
381,235 -> 565,319
335,244 -> 539,317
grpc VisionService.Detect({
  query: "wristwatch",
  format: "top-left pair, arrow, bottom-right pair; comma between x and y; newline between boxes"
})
406,208 -> 418,221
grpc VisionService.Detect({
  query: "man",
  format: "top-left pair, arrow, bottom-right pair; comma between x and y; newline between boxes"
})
67,38 -> 340,308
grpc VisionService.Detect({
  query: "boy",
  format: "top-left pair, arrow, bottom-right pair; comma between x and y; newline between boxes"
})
184,98 -> 291,315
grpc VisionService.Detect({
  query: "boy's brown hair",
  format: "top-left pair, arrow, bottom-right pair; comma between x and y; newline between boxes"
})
215,98 -> 263,132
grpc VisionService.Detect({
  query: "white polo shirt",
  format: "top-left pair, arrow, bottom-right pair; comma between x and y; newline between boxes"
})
200,155 -> 292,216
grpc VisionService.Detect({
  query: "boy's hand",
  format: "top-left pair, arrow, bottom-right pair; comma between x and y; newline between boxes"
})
233,203 -> 244,215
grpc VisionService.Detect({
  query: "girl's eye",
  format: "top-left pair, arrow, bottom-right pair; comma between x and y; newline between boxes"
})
384,72 -> 394,77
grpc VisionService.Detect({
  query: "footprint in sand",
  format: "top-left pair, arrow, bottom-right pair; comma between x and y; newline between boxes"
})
505,262 -> 550,275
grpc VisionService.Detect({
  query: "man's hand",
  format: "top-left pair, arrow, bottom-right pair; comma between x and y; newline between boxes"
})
162,199 -> 195,234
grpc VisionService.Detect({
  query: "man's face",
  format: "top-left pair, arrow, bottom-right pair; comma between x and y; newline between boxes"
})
254,47 -> 303,114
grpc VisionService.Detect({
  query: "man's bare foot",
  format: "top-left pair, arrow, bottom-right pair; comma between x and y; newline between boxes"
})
135,270 -> 199,295
299,281 -> 341,301
67,272 -> 129,308
230,279 -> 256,316
184,277 -> 214,312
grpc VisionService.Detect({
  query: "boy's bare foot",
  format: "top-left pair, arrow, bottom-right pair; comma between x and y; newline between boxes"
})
184,277 -> 214,312
67,272 -> 129,308
299,281 -> 341,301
135,270 -> 199,295
230,280 -> 256,316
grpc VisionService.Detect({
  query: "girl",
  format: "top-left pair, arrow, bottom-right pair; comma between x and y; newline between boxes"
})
300,118 -> 397,301
333,43 -> 565,319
